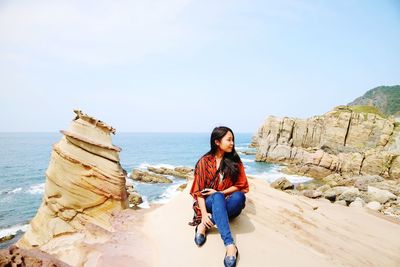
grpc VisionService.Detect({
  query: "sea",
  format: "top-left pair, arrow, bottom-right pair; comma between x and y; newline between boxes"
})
0,132 -> 313,248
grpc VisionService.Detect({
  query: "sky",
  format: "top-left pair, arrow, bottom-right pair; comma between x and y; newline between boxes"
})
0,0 -> 399,133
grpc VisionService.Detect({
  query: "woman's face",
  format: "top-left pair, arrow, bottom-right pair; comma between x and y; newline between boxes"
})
215,131 -> 234,153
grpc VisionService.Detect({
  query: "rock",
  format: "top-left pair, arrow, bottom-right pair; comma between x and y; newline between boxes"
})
174,166 -> 193,174
0,245 -> 70,267
303,190 -> 322,198
335,200 -> 347,206
316,184 -> 331,193
128,192 -> 143,206
16,110 -> 129,259
354,175 -> 385,191
296,183 -> 306,191
383,205 -> 400,217
147,166 -> 193,179
337,188 -> 360,202
366,186 -> 397,204
270,177 -> 294,190
303,182 -> 318,190
368,180 -> 400,196
349,197 -> 365,208
326,181 -> 338,187
322,173 -> 343,183
323,186 -> 350,201
0,234 -> 15,243
177,183 -> 188,191
366,201 -> 382,211
131,169 -> 172,183
253,106 -> 399,179
242,150 -> 257,155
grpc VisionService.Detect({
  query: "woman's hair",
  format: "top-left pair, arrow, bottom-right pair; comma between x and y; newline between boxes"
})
200,126 -> 242,183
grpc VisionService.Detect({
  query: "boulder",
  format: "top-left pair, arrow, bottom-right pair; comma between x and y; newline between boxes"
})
316,184 -> 331,193
128,192 -> 143,206
303,190 -> 322,199
0,234 -> 15,243
349,197 -> 365,208
177,183 -> 188,191
323,186 -> 350,201
366,186 -> 397,204
366,201 -> 382,211
130,169 -> 172,183
337,188 -> 360,202
270,177 -> 294,190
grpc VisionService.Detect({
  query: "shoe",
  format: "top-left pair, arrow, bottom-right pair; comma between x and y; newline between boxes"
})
194,224 -> 206,247
224,244 -> 239,267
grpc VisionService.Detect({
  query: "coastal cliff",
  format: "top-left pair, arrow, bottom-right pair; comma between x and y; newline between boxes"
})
16,110 -> 129,265
253,106 -> 400,179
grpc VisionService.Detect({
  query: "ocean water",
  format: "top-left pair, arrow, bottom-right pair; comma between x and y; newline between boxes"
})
0,132 -> 312,248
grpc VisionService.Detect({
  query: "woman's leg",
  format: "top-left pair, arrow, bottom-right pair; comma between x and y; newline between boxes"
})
205,192 -> 234,246
226,191 -> 246,219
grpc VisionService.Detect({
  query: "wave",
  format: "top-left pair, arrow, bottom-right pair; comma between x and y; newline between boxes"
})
241,158 -> 254,163
0,224 -> 29,239
152,183 -> 184,205
251,166 -> 313,184
5,187 -> 22,194
235,146 -> 253,150
27,183 -> 45,195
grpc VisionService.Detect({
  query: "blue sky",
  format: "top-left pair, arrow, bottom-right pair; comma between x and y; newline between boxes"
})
0,0 -> 399,132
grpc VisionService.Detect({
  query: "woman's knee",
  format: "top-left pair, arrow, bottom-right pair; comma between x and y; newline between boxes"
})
211,191 -> 225,202
231,191 -> 246,204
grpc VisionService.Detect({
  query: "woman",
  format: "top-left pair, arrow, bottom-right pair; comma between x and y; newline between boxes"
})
189,126 -> 249,267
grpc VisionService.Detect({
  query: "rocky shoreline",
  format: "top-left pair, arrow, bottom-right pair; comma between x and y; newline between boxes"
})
270,175 -> 400,219
126,166 -> 193,207
252,105 -> 400,220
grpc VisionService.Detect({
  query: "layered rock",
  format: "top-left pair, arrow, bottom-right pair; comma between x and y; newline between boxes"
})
254,106 -> 400,179
17,110 -> 128,257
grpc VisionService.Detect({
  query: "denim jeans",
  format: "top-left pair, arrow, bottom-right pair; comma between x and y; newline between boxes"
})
205,191 -> 246,246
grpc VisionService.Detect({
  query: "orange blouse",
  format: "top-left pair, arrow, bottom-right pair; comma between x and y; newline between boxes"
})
188,153 -> 249,226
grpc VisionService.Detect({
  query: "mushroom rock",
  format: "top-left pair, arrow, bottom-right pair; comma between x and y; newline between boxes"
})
17,110 -> 128,250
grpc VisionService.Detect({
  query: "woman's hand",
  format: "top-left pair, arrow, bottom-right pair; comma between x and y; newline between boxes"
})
201,212 -> 214,229
200,188 -> 217,196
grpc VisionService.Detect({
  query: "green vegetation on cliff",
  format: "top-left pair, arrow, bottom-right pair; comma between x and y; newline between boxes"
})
348,85 -> 400,116
348,105 -> 387,118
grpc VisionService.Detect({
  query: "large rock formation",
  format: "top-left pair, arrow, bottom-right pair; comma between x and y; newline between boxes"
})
253,106 -> 400,179
16,110 -> 129,264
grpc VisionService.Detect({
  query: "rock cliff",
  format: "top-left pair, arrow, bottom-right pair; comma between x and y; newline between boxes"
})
17,110 -> 128,259
253,106 -> 400,179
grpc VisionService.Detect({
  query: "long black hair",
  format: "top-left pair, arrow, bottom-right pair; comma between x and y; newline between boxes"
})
199,126 -> 242,183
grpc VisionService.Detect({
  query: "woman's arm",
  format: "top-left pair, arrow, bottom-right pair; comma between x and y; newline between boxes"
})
221,186 -> 239,196
197,197 -> 214,228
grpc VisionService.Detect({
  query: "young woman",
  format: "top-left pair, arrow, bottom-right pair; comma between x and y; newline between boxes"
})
189,126 -> 249,267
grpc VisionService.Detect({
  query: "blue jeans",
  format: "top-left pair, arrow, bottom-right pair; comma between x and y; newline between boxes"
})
205,191 -> 246,246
